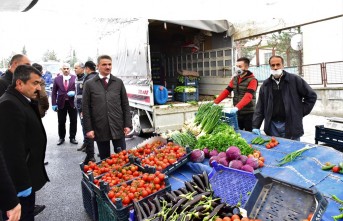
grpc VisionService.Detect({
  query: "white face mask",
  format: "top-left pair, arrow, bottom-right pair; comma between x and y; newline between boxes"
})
270,69 -> 283,78
234,67 -> 245,75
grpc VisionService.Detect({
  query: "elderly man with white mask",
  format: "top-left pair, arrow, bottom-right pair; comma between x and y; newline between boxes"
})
252,55 -> 317,141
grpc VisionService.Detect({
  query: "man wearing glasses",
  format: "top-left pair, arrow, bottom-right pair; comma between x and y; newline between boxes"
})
51,63 -> 78,145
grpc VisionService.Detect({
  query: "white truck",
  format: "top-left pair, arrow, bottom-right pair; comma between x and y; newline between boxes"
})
107,19 -> 235,135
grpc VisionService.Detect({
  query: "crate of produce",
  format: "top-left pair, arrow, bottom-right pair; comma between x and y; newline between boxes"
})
221,111 -> 239,130
98,174 -> 171,221
244,172 -> 328,221
81,179 -> 98,221
174,91 -> 199,102
162,148 -> 191,175
315,125 -> 343,152
89,163 -> 155,196
208,161 -> 257,207
80,149 -> 131,181
138,143 -> 192,175
130,136 -> 167,159
182,77 -> 199,86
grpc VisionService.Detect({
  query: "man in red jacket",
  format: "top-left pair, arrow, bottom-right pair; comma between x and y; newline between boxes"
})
214,57 -> 258,131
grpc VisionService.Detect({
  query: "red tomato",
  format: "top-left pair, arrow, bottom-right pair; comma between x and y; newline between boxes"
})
153,177 -> 161,184
122,196 -> 130,205
108,191 -> 115,199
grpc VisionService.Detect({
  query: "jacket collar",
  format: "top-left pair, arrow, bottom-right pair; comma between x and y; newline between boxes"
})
96,74 -> 115,82
6,86 -> 31,106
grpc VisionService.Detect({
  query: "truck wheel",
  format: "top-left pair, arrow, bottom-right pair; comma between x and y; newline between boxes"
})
132,113 -> 143,136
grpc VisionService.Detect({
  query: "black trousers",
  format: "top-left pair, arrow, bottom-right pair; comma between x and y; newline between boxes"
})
58,101 -> 77,140
78,111 -> 94,156
2,192 -> 35,221
96,137 -> 126,160
237,113 -> 253,132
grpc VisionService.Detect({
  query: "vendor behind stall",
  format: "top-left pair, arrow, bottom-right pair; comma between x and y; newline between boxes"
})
252,55 -> 317,141
214,57 -> 258,132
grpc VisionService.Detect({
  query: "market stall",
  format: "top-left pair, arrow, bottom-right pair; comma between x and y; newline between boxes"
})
80,104 -> 343,221
168,130 -> 343,221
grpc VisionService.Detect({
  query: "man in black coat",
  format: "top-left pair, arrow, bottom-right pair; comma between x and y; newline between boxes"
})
0,151 -> 21,221
0,54 -> 31,97
0,65 -> 49,221
252,55 -> 317,140
76,61 -> 97,163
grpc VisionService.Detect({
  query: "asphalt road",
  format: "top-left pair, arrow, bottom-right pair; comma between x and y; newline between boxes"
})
35,108 -> 148,221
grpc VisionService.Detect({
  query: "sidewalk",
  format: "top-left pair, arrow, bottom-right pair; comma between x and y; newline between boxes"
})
301,114 -> 328,144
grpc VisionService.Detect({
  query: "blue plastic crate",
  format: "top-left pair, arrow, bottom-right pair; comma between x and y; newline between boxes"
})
182,77 -> 199,86
221,111 -> 239,130
208,161 -> 257,207
174,91 -> 199,102
81,179 -> 98,221
244,172 -> 328,221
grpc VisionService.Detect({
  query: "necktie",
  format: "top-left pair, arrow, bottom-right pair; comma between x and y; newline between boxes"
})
64,79 -> 68,91
102,77 -> 108,89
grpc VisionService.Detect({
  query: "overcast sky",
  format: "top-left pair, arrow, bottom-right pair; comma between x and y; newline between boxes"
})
0,0 -> 342,63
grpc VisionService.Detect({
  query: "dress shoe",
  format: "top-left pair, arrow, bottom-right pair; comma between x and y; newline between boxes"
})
77,143 -> 87,151
70,138 -> 78,144
57,138 -> 65,145
84,155 -> 96,164
33,204 -> 46,216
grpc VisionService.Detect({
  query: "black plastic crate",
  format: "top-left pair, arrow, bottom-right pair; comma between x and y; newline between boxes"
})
244,173 -> 328,221
315,125 -> 343,151
81,179 -> 98,221
162,149 -> 191,175
135,146 -> 192,175
174,91 -> 199,102
98,177 -> 171,221
80,154 -> 135,182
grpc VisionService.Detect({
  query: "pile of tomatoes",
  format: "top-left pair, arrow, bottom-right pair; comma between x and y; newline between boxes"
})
141,142 -> 187,171
265,137 -> 279,149
107,171 -> 167,207
215,216 -> 261,221
128,141 -> 164,159
83,150 -> 130,177
93,164 -> 143,187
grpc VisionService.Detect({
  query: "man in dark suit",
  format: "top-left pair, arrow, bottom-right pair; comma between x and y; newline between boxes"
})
51,63 -> 78,145
0,65 -> 49,221
83,55 -> 132,160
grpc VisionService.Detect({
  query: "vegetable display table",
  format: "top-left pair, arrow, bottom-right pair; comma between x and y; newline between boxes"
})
169,130 -> 343,221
